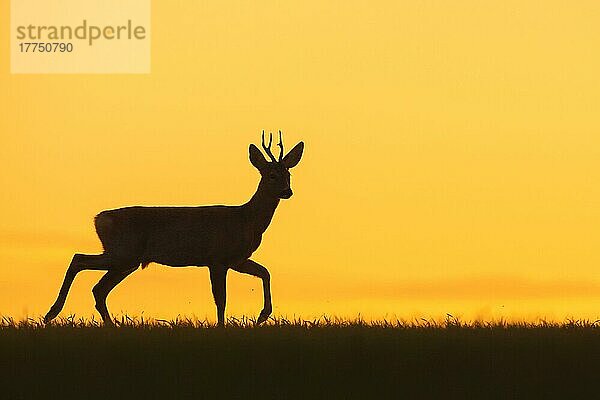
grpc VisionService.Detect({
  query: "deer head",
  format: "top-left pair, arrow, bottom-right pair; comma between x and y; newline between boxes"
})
249,130 -> 304,199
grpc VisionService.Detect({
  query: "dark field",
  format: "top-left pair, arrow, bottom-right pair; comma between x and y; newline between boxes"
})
2,316 -> 600,399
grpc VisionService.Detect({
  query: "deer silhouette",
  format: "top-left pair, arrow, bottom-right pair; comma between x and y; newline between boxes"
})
44,131 -> 304,326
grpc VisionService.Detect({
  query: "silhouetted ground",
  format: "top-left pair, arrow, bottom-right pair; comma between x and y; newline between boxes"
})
1,316 -> 599,399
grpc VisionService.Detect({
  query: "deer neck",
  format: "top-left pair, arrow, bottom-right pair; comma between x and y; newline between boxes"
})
244,180 -> 280,234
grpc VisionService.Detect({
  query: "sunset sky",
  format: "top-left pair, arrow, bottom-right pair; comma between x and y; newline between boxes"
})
1,1 -> 600,322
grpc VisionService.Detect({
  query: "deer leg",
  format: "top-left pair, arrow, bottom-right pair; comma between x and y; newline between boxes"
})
44,253 -> 110,323
231,259 -> 272,324
209,267 -> 228,326
92,266 -> 137,326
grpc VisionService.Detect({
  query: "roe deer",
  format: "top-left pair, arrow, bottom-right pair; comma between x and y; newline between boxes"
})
44,131 -> 304,326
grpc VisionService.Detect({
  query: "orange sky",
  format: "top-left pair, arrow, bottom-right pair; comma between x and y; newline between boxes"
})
1,1 -> 600,322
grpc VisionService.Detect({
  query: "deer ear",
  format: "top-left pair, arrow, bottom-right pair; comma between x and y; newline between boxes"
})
282,142 -> 304,168
249,144 -> 268,171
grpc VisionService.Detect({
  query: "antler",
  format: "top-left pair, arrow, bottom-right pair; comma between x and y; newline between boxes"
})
261,130 -> 277,162
277,130 -> 284,162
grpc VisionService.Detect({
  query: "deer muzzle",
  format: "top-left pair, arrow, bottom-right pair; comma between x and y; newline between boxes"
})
279,188 -> 293,199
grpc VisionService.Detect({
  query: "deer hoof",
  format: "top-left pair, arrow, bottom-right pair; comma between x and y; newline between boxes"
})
257,310 -> 271,325
103,319 -> 115,327
43,307 -> 59,323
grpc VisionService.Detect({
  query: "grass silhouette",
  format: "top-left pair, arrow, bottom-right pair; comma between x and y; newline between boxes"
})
2,315 -> 600,399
